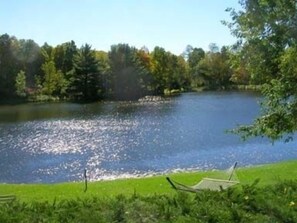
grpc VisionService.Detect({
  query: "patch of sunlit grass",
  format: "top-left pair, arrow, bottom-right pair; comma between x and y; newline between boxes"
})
0,160 -> 296,203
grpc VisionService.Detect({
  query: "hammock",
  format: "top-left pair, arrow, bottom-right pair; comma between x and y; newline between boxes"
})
166,162 -> 239,192
0,194 -> 16,202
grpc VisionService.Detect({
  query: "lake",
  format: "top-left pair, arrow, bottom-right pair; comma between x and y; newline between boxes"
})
0,91 -> 297,183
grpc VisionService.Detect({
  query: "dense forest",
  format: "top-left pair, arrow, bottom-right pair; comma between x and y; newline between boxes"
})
0,33 -> 259,102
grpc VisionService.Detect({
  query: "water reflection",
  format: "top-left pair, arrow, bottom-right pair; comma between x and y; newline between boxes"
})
0,92 -> 297,183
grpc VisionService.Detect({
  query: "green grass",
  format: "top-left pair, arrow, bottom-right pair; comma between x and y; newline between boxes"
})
0,160 -> 296,203
236,160 -> 297,185
1,160 -> 297,222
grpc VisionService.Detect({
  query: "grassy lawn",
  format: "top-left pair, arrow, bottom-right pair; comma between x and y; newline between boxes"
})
0,160 -> 296,203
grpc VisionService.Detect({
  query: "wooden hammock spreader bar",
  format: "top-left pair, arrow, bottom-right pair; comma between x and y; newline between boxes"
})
0,195 -> 16,202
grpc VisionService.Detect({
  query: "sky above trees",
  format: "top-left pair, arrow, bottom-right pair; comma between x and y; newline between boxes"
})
0,0 -> 239,55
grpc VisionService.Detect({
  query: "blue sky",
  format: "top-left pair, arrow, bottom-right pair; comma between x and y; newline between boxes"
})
0,0 -> 240,55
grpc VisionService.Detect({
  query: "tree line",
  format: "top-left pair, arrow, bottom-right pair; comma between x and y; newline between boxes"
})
0,34 -> 260,102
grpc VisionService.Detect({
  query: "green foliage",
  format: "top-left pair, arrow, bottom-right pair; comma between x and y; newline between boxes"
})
53,41 -> 78,88
72,44 -> 101,100
225,0 -> 296,83
28,94 -> 61,102
15,70 -> 26,97
187,47 -> 205,88
109,44 -> 146,100
0,34 -> 20,99
41,49 -> 67,96
196,48 -> 232,89
134,47 -> 155,94
14,39 -> 43,87
0,181 -> 296,222
1,32 -> 265,103
150,46 -> 170,94
95,50 -> 112,98
151,47 -> 187,94
226,0 -> 297,141
229,49 -> 251,85
188,47 -> 205,69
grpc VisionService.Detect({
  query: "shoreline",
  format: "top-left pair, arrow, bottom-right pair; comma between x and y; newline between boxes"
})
0,86 -> 262,106
0,159 -> 296,202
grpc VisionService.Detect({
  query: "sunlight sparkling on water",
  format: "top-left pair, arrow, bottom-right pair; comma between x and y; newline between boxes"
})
1,92 -> 297,183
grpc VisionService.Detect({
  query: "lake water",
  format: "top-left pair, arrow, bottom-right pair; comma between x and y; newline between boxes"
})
1,91 -> 297,183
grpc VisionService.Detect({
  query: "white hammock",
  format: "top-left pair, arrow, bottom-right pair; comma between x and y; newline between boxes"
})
0,194 -> 16,202
166,162 -> 239,192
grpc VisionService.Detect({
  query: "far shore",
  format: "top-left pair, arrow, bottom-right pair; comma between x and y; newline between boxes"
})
0,85 -> 262,105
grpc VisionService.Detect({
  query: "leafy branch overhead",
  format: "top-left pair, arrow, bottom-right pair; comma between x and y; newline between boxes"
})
226,0 -> 297,141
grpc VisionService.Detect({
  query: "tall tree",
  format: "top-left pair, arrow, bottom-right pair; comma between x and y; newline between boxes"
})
208,43 -> 220,53
53,41 -> 77,95
109,44 -> 145,100
13,39 -> 43,88
15,70 -> 27,97
54,41 -> 77,75
0,34 -> 19,98
41,49 -> 66,96
187,47 -> 205,88
188,47 -> 205,69
150,47 -> 170,94
167,54 -> 186,90
229,47 -> 251,85
194,47 -> 232,89
151,47 -> 188,94
182,44 -> 194,60
95,50 -> 112,98
73,44 -> 100,100
175,55 -> 189,90
226,0 -> 297,141
134,47 -> 153,95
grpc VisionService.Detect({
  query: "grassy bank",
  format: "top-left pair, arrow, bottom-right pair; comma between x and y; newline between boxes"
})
1,160 -> 296,203
0,160 -> 297,222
